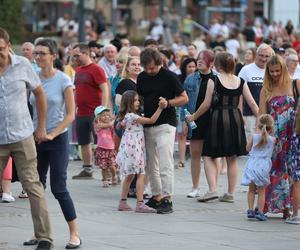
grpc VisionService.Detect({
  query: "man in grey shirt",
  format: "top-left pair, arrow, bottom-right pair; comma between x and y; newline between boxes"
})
0,27 -> 53,250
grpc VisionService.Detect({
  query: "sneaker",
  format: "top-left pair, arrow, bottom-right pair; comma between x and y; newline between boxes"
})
285,216 -> 300,225
19,190 -> 28,199
145,197 -> 160,209
218,193 -> 234,203
135,202 -> 156,213
118,200 -> 132,211
156,198 -> 173,214
35,240 -> 53,250
2,192 -> 15,203
255,211 -> 267,221
72,169 -> 93,179
197,191 -> 218,202
247,209 -> 255,219
187,188 -> 201,198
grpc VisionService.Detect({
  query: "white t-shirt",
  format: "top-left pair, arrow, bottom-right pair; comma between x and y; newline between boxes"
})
238,62 -> 265,116
292,64 -> 300,80
225,39 -> 240,58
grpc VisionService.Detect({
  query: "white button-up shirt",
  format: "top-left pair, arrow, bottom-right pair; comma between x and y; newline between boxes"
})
0,54 -> 40,144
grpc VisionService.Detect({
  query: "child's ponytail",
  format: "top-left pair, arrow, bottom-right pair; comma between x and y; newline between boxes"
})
256,114 -> 274,148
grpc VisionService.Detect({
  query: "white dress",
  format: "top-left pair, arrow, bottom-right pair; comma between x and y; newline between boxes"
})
241,133 -> 275,186
116,113 -> 146,176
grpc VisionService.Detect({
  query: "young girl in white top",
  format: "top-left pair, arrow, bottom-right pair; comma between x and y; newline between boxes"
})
116,90 -> 166,213
94,106 -> 116,187
241,114 -> 275,221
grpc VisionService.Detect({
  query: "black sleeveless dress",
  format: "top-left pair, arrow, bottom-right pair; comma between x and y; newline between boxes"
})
202,77 -> 247,158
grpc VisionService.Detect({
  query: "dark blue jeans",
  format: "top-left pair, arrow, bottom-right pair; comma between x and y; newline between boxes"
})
36,131 -> 76,222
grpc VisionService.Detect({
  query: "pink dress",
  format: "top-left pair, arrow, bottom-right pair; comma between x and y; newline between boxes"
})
116,113 -> 146,176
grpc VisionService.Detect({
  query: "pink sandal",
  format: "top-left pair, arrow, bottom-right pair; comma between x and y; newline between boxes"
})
135,202 -> 156,213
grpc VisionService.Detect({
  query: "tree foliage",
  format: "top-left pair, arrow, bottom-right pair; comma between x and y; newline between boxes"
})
0,0 -> 23,43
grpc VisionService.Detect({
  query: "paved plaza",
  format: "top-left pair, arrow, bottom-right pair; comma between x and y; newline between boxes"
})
0,156 -> 299,250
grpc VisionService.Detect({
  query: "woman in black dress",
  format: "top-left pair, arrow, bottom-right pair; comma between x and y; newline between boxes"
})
187,52 -> 259,202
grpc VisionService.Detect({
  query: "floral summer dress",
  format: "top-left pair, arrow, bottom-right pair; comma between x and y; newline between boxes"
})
264,95 -> 295,213
116,113 -> 146,176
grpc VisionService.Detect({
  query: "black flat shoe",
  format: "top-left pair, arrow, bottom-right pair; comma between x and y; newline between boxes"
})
65,238 -> 82,249
35,240 -> 53,250
23,239 -> 38,246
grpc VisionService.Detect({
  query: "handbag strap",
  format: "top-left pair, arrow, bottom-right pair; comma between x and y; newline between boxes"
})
293,79 -> 299,106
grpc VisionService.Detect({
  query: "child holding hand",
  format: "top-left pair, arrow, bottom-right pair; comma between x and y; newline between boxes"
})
116,90 -> 166,213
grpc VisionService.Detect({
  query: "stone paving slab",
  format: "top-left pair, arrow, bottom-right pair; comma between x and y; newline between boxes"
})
0,156 -> 299,250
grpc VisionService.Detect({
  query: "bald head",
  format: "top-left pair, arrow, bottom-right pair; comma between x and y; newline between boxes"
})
22,42 -> 35,61
128,46 -> 141,57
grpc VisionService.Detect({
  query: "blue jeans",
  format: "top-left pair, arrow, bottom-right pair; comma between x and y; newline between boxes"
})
36,131 -> 76,222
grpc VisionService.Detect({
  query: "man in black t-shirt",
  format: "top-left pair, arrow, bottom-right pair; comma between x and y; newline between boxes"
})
137,48 -> 188,214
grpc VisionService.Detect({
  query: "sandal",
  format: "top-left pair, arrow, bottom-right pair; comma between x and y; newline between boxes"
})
19,190 -> 28,199
103,181 -> 110,188
65,238 -> 82,249
178,162 -> 185,168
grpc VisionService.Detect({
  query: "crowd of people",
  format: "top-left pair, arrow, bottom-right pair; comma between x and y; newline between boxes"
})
2,13 -> 300,250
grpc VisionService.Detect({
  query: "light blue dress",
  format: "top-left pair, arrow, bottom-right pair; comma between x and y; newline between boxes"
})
241,133 -> 275,187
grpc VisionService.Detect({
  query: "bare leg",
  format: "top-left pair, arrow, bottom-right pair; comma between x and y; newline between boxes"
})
292,181 -> 300,217
121,175 -> 134,199
226,156 -> 238,195
2,179 -> 11,193
81,144 -> 93,165
136,174 -> 145,201
190,140 -> 202,189
203,156 -> 218,192
257,186 -> 266,213
248,183 -> 256,210
178,133 -> 187,165
67,219 -> 80,244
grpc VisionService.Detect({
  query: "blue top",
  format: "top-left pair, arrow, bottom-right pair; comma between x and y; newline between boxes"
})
0,54 -> 40,144
30,70 -> 73,133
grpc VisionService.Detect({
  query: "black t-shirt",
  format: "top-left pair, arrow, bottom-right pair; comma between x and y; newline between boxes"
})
137,67 -> 184,127
116,78 -> 137,95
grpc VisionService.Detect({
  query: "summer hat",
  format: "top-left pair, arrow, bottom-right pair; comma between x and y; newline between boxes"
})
94,106 -> 110,117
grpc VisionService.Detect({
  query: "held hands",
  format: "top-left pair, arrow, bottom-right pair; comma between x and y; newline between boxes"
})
158,97 -> 168,109
34,127 -> 47,143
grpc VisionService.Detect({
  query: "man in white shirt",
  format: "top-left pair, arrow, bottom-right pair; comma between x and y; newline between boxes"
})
238,43 -> 274,138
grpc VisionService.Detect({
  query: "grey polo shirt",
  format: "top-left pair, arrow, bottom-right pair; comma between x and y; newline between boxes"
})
0,54 -> 40,144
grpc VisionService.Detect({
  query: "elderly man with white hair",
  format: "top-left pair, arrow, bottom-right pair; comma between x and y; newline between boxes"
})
22,42 -> 40,73
238,43 -> 275,138
98,44 -> 117,78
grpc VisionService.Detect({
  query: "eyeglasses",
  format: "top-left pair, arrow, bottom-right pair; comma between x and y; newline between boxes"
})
72,54 -> 81,60
33,51 -> 51,57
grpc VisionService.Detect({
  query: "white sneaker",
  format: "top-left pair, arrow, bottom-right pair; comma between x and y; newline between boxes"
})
2,192 -> 15,203
186,188 -> 201,198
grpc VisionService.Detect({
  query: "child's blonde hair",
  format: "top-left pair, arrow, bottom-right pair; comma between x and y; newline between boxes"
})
256,114 -> 274,148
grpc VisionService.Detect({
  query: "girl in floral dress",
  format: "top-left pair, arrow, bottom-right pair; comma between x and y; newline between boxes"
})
116,90 -> 165,213
259,55 -> 296,217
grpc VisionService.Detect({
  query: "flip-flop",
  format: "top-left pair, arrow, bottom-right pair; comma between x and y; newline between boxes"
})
65,238 -> 82,249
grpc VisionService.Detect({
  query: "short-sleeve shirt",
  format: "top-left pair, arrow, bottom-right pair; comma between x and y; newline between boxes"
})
116,79 -> 137,95
74,63 -> 106,117
137,67 -> 184,127
30,70 -> 73,134
0,54 -> 40,144
238,62 -> 265,116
